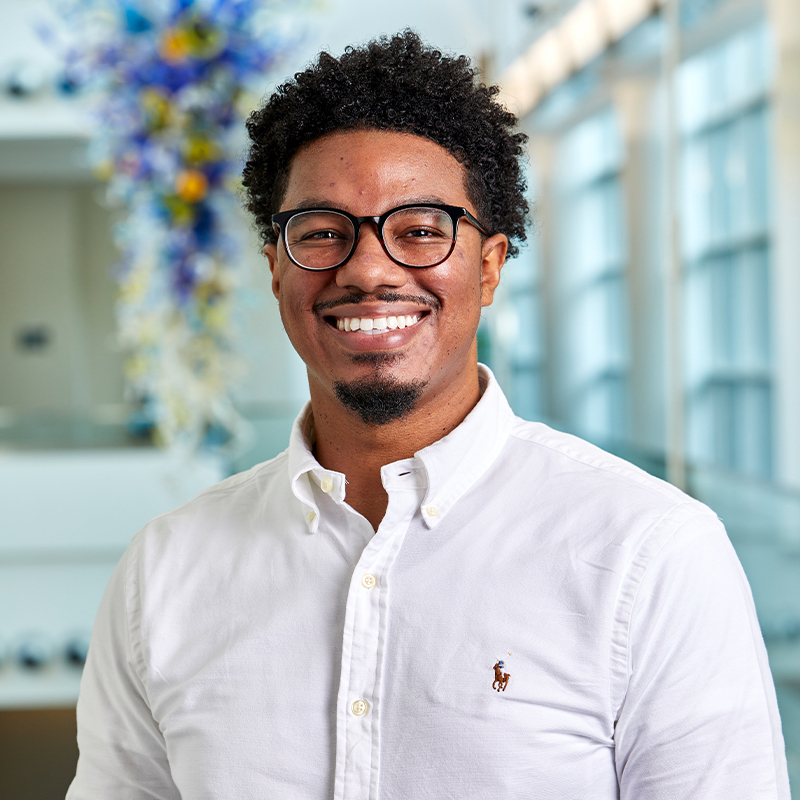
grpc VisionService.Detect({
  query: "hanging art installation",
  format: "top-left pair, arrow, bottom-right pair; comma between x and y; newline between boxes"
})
50,0 -> 287,454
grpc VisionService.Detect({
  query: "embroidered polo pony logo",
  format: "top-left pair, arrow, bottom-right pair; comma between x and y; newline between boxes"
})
492,660 -> 510,692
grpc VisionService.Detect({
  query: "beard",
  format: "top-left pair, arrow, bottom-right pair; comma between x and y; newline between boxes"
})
333,361 -> 427,426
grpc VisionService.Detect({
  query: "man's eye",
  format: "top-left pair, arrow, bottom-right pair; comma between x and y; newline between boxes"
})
408,228 -> 436,237
399,227 -> 447,239
302,229 -> 345,241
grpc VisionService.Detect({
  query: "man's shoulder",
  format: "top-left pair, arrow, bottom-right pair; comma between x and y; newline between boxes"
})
133,448 -> 291,549
117,448 -> 297,650
494,418 -> 723,579
505,417 -> 699,511
194,449 -> 290,505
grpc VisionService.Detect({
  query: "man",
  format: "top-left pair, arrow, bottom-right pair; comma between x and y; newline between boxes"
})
69,31 -> 790,799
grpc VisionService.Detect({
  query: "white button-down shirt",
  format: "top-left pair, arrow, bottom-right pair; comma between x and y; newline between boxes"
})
68,368 -> 790,799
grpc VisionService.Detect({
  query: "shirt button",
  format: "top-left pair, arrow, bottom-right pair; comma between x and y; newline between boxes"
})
361,573 -> 377,589
425,504 -> 439,517
351,699 -> 369,716
307,511 -> 316,523
320,476 -> 333,493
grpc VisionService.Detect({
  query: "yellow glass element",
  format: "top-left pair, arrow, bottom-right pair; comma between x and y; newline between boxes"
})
162,195 -> 195,225
140,89 -> 172,131
176,170 -> 209,203
93,160 -> 114,181
124,354 -> 148,380
185,137 -> 219,164
160,29 -> 192,63
202,304 -> 228,333
184,21 -> 226,59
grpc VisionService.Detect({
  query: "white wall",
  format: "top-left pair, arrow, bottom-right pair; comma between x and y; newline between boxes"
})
0,185 -> 121,416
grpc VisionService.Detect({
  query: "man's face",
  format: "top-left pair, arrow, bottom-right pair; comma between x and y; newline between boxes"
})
263,128 -> 507,424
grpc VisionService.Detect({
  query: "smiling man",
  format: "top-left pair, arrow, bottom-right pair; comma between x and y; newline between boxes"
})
69,31 -> 789,800
260,127 -> 509,529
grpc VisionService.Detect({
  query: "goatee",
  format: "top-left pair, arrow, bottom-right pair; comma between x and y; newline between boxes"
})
333,373 -> 427,425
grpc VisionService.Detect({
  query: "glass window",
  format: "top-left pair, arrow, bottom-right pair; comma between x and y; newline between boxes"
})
556,107 -> 630,443
679,23 -> 773,478
486,166 -> 544,422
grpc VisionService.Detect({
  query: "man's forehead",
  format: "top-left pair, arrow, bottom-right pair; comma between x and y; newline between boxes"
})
291,128 -> 456,162
279,129 -> 472,210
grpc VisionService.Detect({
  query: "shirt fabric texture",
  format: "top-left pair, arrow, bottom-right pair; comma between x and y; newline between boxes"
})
68,366 -> 791,799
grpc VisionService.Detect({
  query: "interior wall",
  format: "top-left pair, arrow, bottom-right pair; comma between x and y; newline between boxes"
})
0,181 -> 308,442
0,184 -> 122,417
75,189 -> 125,411
234,216 -> 310,413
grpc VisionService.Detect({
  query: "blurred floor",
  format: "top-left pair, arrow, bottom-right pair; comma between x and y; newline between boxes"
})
0,708 -> 77,800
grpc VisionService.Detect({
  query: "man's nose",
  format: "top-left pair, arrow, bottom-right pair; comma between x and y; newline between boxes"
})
334,223 -> 408,292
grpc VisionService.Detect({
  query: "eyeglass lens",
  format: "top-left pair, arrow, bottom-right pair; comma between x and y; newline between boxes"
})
284,207 -> 455,270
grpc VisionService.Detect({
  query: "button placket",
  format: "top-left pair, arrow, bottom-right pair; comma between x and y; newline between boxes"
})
339,565 -> 381,797
335,471 -> 424,800
342,541 -> 387,796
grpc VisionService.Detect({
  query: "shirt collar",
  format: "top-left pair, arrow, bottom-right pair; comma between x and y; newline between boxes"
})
414,365 -> 515,529
287,408 -> 344,533
287,365 -> 515,532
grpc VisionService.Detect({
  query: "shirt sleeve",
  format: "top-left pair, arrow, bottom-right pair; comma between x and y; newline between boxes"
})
613,509 -> 791,799
66,533 -> 182,800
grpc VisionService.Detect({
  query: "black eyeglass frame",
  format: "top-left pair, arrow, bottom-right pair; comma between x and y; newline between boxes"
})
271,203 -> 491,272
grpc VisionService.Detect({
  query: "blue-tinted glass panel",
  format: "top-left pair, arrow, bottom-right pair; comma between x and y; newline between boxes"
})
680,23 -> 773,480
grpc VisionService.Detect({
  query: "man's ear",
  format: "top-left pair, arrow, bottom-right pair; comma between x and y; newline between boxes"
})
263,243 -> 280,300
480,234 -> 508,307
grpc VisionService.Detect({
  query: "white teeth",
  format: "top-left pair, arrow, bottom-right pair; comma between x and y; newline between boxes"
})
334,314 -> 421,333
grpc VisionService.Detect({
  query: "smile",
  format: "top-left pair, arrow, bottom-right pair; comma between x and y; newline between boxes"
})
334,314 -> 421,334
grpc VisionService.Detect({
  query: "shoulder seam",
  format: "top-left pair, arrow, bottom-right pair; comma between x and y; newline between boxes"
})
508,424 -> 682,503
125,531 -> 148,693
608,503 -> 722,722
190,450 -> 289,503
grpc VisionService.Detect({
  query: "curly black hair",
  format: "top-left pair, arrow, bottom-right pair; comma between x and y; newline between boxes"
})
242,30 -> 529,259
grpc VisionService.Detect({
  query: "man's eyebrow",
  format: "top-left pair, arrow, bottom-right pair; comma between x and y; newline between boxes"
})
286,196 -> 453,212
291,199 -> 337,210
399,196 -> 450,206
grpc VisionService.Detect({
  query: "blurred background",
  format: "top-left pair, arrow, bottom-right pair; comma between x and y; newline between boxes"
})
0,0 -> 798,796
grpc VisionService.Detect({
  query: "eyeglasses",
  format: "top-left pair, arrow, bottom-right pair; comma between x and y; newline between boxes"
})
271,203 -> 490,272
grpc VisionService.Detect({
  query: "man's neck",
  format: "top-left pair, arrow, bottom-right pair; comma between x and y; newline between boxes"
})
309,373 -> 482,531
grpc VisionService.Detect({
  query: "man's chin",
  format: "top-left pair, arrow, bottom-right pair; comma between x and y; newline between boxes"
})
333,374 -> 427,426
350,351 -> 400,366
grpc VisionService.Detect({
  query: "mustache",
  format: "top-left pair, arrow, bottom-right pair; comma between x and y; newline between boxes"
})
313,291 -> 441,314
